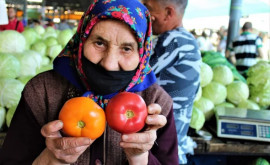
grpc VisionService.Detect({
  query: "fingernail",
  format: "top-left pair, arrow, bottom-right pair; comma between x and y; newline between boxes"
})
56,121 -> 63,127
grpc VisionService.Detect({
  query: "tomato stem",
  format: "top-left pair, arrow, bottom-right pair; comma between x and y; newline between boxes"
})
78,120 -> 85,128
126,110 -> 134,119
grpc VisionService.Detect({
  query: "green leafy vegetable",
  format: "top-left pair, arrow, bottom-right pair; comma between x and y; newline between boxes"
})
0,53 -> 20,79
190,106 -> 205,131
0,30 -> 26,53
202,82 -> 227,105
0,78 -> 24,108
237,99 -> 260,110
0,106 -> 6,130
212,65 -> 234,85
57,29 -> 74,47
194,97 -> 214,120
200,62 -> 213,87
247,61 -> 270,107
226,81 -> 249,105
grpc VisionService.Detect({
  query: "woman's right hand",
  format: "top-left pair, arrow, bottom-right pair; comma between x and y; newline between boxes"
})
33,120 -> 93,165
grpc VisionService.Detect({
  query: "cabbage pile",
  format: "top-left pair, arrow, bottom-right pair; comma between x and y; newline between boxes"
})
191,60 -> 266,130
0,27 -> 75,130
247,61 -> 270,107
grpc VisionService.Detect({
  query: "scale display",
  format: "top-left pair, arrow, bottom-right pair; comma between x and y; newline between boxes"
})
216,107 -> 270,142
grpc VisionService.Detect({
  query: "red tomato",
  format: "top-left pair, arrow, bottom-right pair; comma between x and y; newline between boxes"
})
59,97 -> 106,139
105,92 -> 148,134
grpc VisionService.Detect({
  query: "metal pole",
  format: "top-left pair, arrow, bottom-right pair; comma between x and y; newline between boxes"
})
41,0 -> 46,23
226,0 -> 243,50
23,0 -> 27,26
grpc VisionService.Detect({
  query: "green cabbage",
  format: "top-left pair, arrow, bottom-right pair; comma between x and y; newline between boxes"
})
202,82 -> 227,105
194,86 -> 202,102
194,97 -> 214,120
190,106 -> 205,131
41,56 -> 51,66
47,44 -> 62,60
0,53 -> 20,79
212,65 -> 234,85
215,102 -> 235,109
57,29 -> 73,47
238,100 -> 260,110
0,30 -> 26,53
44,36 -> 58,47
22,28 -> 38,48
247,61 -> 270,107
31,41 -> 47,56
0,78 -> 24,108
16,50 -> 42,76
0,106 -> 6,130
37,64 -> 53,74
17,75 -> 33,85
34,25 -> 45,35
226,81 -> 249,105
42,27 -> 57,39
255,157 -> 269,165
200,62 -> 213,87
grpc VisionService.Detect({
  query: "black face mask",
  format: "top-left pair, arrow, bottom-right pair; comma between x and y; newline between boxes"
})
81,55 -> 137,95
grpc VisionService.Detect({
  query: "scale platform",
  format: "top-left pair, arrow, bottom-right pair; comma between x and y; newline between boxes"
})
215,107 -> 270,142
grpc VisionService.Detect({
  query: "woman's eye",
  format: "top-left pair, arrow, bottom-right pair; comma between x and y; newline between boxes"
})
95,41 -> 104,47
123,47 -> 132,52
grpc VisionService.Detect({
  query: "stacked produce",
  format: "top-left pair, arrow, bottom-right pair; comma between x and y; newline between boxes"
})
190,51 -> 270,131
0,26 -> 75,131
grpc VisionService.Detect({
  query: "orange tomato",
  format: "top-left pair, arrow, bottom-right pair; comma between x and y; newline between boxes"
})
59,97 -> 106,139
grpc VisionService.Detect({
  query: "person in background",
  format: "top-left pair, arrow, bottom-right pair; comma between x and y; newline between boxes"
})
217,28 -> 228,56
28,19 -> 41,28
45,19 -> 56,29
142,0 -> 201,164
0,0 -> 179,164
258,31 -> 270,60
196,30 -> 215,51
58,19 -> 71,30
226,22 -> 266,76
0,7 -> 24,32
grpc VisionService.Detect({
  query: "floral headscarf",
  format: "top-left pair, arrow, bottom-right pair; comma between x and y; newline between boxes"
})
53,0 -> 155,107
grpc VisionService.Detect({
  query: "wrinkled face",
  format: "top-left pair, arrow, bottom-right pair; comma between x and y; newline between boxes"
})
143,0 -> 167,35
83,20 -> 139,71
8,8 -> 16,20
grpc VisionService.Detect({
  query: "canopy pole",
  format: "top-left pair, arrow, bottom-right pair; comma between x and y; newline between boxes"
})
226,0 -> 243,50
41,0 -> 46,23
23,0 -> 27,26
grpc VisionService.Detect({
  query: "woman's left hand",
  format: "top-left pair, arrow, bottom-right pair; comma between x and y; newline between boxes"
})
120,103 -> 167,165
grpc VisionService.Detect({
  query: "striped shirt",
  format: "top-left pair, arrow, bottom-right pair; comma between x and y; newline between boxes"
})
228,32 -> 262,72
150,27 -> 201,164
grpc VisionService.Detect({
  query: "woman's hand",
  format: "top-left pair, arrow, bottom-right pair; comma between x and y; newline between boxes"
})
33,120 -> 93,165
120,103 -> 167,165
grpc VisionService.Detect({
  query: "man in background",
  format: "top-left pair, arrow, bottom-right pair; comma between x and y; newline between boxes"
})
0,7 -> 24,32
226,22 -> 265,75
143,0 -> 201,164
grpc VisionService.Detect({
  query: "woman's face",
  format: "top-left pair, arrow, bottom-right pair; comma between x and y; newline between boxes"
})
83,20 -> 139,71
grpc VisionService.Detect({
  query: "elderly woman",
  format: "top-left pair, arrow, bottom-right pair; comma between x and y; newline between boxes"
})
0,0 -> 178,164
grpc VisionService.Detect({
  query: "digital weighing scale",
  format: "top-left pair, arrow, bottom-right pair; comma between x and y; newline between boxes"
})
215,107 -> 270,142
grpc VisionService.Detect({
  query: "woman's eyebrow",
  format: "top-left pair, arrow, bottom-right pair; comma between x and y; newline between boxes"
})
91,35 -> 107,42
122,42 -> 137,48
91,34 -> 137,48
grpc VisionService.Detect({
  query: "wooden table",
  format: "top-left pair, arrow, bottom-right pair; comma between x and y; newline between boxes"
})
190,118 -> 270,156
192,136 -> 270,156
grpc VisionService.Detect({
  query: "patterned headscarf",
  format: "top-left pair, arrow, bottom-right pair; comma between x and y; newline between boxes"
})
53,0 -> 156,107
